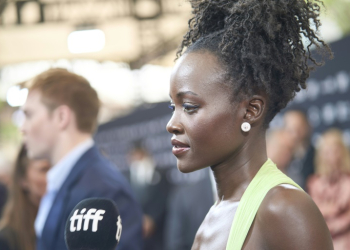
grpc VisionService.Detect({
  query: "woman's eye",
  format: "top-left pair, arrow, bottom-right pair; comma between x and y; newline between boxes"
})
182,104 -> 199,113
168,104 -> 175,112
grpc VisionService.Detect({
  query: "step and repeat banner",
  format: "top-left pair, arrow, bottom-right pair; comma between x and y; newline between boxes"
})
271,35 -> 350,146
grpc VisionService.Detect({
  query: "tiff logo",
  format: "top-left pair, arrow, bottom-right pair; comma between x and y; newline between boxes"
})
70,208 -> 105,232
116,215 -> 122,242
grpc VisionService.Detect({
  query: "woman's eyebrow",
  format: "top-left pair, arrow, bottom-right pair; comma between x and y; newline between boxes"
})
169,91 -> 199,99
176,91 -> 198,98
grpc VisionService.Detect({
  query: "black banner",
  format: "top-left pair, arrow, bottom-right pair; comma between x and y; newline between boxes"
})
270,35 -> 350,146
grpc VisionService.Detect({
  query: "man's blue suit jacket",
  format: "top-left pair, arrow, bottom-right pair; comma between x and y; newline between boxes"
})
36,146 -> 143,250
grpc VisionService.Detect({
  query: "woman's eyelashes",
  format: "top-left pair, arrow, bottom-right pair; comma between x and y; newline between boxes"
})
168,103 -> 199,113
182,103 -> 199,113
168,103 -> 175,112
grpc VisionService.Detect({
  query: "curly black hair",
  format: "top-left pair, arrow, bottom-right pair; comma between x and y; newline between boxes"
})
177,0 -> 332,126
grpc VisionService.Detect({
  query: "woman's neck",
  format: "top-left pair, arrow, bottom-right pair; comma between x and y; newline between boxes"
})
211,133 -> 267,202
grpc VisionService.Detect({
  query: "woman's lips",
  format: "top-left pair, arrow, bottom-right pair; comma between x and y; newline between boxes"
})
171,139 -> 190,156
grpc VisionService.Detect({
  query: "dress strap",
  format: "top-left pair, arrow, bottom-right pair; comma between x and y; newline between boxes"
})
226,159 -> 303,250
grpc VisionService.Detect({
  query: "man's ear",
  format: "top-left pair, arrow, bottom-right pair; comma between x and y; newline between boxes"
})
243,95 -> 266,126
54,105 -> 72,130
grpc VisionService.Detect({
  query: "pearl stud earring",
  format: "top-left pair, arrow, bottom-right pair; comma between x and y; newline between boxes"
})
241,122 -> 251,132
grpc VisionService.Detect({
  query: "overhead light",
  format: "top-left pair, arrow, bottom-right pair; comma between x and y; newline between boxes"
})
67,29 -> 105,54
134,0 -> 161,19
7,86 -> 28,107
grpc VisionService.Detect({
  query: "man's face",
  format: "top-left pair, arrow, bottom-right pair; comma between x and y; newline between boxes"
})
267,131 -> 295,171
21,90 -> 58,160
284,112 -> 309,144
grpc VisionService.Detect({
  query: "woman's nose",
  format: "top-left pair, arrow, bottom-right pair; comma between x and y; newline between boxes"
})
166,113 -> 183,135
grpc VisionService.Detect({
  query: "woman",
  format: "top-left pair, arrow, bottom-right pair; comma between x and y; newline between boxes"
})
0,145 -> 50,250
166,0 -> 333,249
308,129 -> 350,250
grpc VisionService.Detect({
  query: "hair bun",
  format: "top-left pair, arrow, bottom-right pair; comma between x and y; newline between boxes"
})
178,0 -> 332,126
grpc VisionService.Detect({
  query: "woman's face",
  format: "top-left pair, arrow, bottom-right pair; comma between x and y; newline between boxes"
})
166,51 -> 245,173
23,159 -> 50,205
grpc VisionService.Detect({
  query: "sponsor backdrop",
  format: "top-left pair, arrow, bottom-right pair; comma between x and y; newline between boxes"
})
270,35 -> 350,146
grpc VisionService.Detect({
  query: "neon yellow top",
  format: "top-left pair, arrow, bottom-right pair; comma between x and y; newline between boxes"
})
226,158 -> 303,250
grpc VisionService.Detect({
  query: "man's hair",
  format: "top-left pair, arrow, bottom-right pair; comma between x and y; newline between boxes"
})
29,68 -> 100,133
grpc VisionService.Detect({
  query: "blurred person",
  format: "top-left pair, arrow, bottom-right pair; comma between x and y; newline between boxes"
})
21,68 -> 143,250
266,129 -> 295,173
0,145 -> 50,250
0,182 -> 6,217
164,169 -> 215,250
284,109 -> 315,188
127,145 -> 170,250
307,129 -> 350,250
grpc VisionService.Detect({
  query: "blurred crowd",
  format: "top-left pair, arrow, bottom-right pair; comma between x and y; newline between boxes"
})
267,110 -> 350,250
0,69 -> 349,250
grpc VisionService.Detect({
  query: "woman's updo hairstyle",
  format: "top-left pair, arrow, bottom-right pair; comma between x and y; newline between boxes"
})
177,0 -> 332,126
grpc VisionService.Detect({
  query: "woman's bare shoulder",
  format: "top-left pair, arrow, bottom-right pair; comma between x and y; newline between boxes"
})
256,186 -> 333,250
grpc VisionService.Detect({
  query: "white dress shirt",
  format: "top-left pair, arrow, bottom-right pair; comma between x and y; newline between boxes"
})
35,138 -> 94,237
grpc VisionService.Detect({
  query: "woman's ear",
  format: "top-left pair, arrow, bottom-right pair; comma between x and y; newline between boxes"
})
243,95 -> 266,126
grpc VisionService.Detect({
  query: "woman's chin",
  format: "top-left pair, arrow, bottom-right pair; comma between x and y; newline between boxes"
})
177,166 -> 193,173
177,162 -> 205,173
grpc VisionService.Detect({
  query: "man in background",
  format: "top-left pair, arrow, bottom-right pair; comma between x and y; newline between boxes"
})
164,168 -> 215,250
127,145 -> 170,250
21,68 -> 143,250
283,109 -> 315,189
267,129 -> 295,173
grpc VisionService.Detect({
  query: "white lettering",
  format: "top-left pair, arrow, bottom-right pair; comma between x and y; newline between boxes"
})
116,215 -> 122,242
77,208 -> 86,231
70,208 -> 106,232
92,210 -> 105,232
70,208 -> 85,232
83,209 -> 97,231
337,71 -> 350,93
